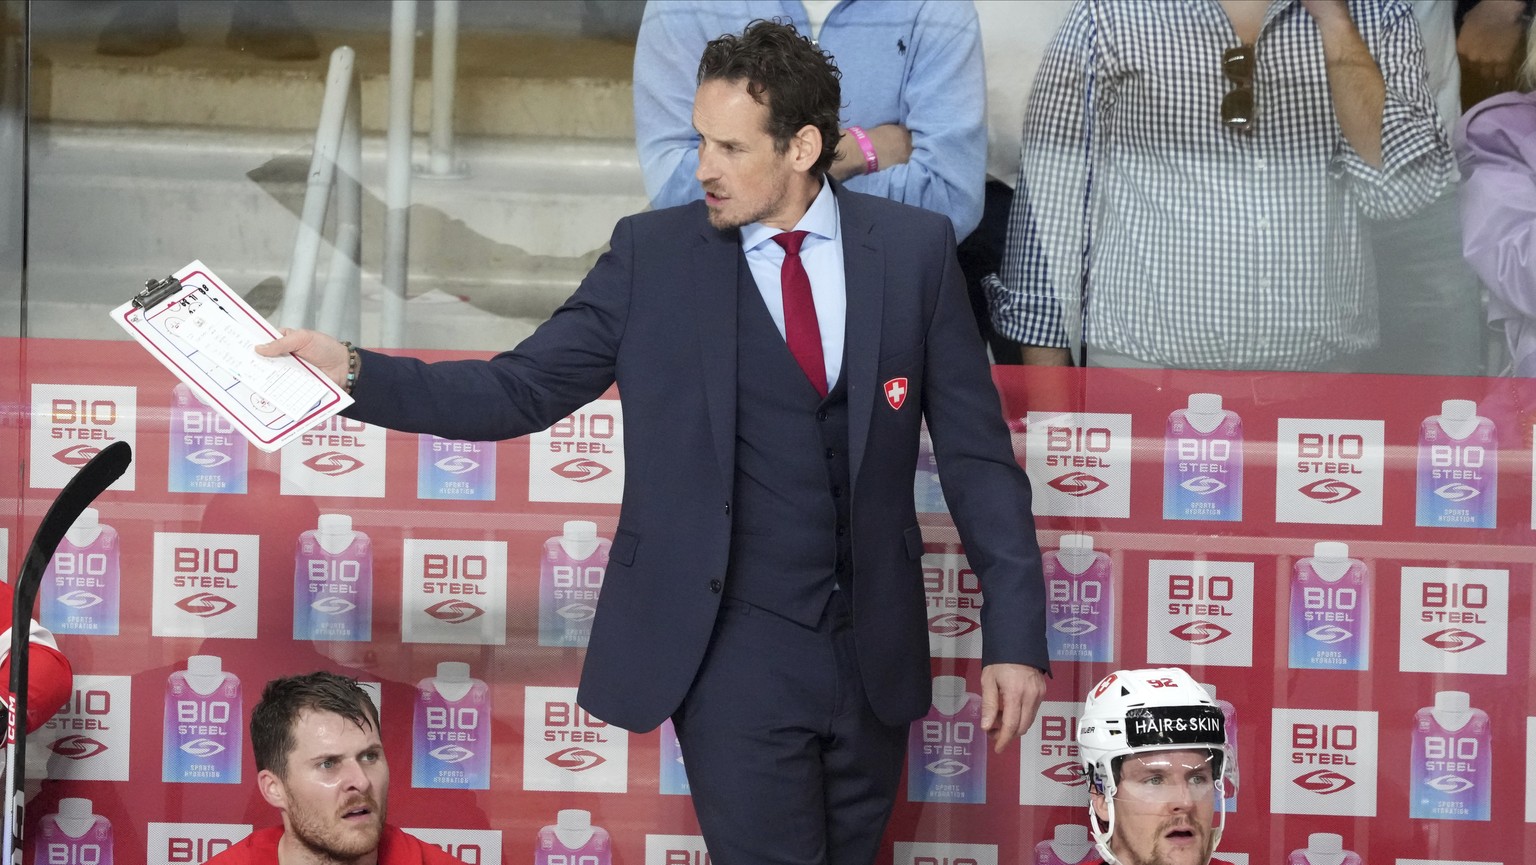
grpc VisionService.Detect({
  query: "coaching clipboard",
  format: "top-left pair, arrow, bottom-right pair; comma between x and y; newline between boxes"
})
110,260 -> 353,452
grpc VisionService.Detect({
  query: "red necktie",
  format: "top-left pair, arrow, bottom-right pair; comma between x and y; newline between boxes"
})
772,230 -> 828,397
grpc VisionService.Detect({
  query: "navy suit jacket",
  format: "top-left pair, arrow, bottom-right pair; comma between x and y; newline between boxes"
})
347,184 -> 1048,732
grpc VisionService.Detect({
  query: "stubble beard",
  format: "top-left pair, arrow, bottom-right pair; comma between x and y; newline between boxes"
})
706,206 -> 746,231
704,171 -> 791,232
1114,819 -> 1212,865
287,798 -> 385,864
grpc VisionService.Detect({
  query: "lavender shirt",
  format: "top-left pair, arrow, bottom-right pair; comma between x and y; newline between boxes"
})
1457,90 -> 1536,375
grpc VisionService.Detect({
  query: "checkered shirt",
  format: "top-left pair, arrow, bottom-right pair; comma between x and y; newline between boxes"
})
985,0 -> 1454,369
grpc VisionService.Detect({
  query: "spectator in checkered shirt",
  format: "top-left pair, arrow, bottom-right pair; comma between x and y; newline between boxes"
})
985,0 -> 1455,371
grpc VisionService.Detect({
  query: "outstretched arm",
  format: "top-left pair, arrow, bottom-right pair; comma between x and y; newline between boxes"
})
257,217 -> 637,442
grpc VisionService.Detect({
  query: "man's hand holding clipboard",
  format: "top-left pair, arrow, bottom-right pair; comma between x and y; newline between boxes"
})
111,261 -> 353,452
254,327 -> 354,390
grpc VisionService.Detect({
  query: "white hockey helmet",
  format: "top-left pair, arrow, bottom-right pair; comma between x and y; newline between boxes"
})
1077,668 -> 1235,864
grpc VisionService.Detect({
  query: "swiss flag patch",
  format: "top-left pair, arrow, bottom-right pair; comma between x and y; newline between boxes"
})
884,377 -> 908,410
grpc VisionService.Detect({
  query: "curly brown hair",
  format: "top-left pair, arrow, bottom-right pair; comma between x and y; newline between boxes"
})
696,18 -> 844,177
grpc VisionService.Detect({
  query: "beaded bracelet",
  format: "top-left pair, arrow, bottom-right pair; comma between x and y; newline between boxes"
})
847,125 -> 879,175
340,340 -> 360,393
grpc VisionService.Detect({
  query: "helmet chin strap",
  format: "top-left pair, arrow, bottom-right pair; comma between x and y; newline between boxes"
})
1088,774 -> 1121,865
1209,778 -> 1228,855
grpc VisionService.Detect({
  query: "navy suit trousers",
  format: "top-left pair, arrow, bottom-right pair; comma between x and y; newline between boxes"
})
672,593 -> 907,865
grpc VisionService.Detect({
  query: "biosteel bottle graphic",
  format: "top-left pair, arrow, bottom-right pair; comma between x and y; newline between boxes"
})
41,508 -> 121,635
413,662 -> 490,789
535,810 -> 611,865
1410,690 -> 1491,820
908,675 -> 986,803
1163,393 -> 1243,521
1288,542 -> 1370,671
1286,833 -> 1361,865
417,434 -> 496,501
35,798 -> 112,865
293,514 -> 373,641
659,717 -> 690,795
162,655 -> 242,784
1042,533 -> 1113,663
1202,683 -> 1238,812
914,422 -> 947,513
1416,399 -> 1497,528
168,382 -> 247,494
538,521 -> 610,648
1033,824 -> 1094,865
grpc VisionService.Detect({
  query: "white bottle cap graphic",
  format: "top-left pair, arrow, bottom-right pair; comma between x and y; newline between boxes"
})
56,798 -> 93,821
1441,400 -> 1476,421
187,655 -> 222,677
183,655 -> 227,697
430,662 -> 474,702
1055,532 -> 1100,575
1183,393 -> 1229,433
315,513 -> 359,555
66,508 -> 103,546
1313,542 -> 1349,561
561,520 -> 600,559
1431,690 -> 1475,731
1304,833 -> 1346,865
1058,533 -> 1094,552
1188,393 -> 1224,414
1051,823 -> 1091,856
1201,683 -> 1218,700
318,514 -> 353,535
1054,824 -> 1087,842
931,675 -> 968,714
53,797 -> 98,839
1434,690 -> 1470,712
436,661 -> 470,683
554,809 -> 596,848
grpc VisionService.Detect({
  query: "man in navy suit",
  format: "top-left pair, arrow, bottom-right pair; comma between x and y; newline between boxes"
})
263,20 -> 1047,865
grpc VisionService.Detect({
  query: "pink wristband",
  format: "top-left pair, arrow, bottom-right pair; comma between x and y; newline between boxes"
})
847,125 -> 879,175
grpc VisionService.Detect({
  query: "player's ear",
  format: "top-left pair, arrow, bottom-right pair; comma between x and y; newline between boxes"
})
1091,790 -> 1110,822
258,768 -> 287,810
790,123 -> 821,172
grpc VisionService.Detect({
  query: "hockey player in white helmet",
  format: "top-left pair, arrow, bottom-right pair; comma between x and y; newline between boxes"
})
1076,668 -> 1236,865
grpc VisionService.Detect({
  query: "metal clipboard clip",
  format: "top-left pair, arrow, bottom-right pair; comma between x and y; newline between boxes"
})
131,275 -> 186,310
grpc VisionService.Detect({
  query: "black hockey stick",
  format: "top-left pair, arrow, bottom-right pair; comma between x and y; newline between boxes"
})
4,441 -> 131,864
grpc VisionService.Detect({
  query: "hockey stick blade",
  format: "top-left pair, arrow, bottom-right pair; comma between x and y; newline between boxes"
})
6,440 -> 131,863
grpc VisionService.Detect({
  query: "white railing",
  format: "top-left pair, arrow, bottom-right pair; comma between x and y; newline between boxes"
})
383,0 -> 465,347
279,45 -> 362,343
382,0 -> 417,348
427,0 -> 467,179
283,0 -> 462,349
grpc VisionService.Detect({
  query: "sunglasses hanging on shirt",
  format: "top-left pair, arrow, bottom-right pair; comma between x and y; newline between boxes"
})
1221,44 -> 1255,131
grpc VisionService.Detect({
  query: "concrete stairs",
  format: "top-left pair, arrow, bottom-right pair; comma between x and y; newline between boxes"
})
22,17 -> 648,351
